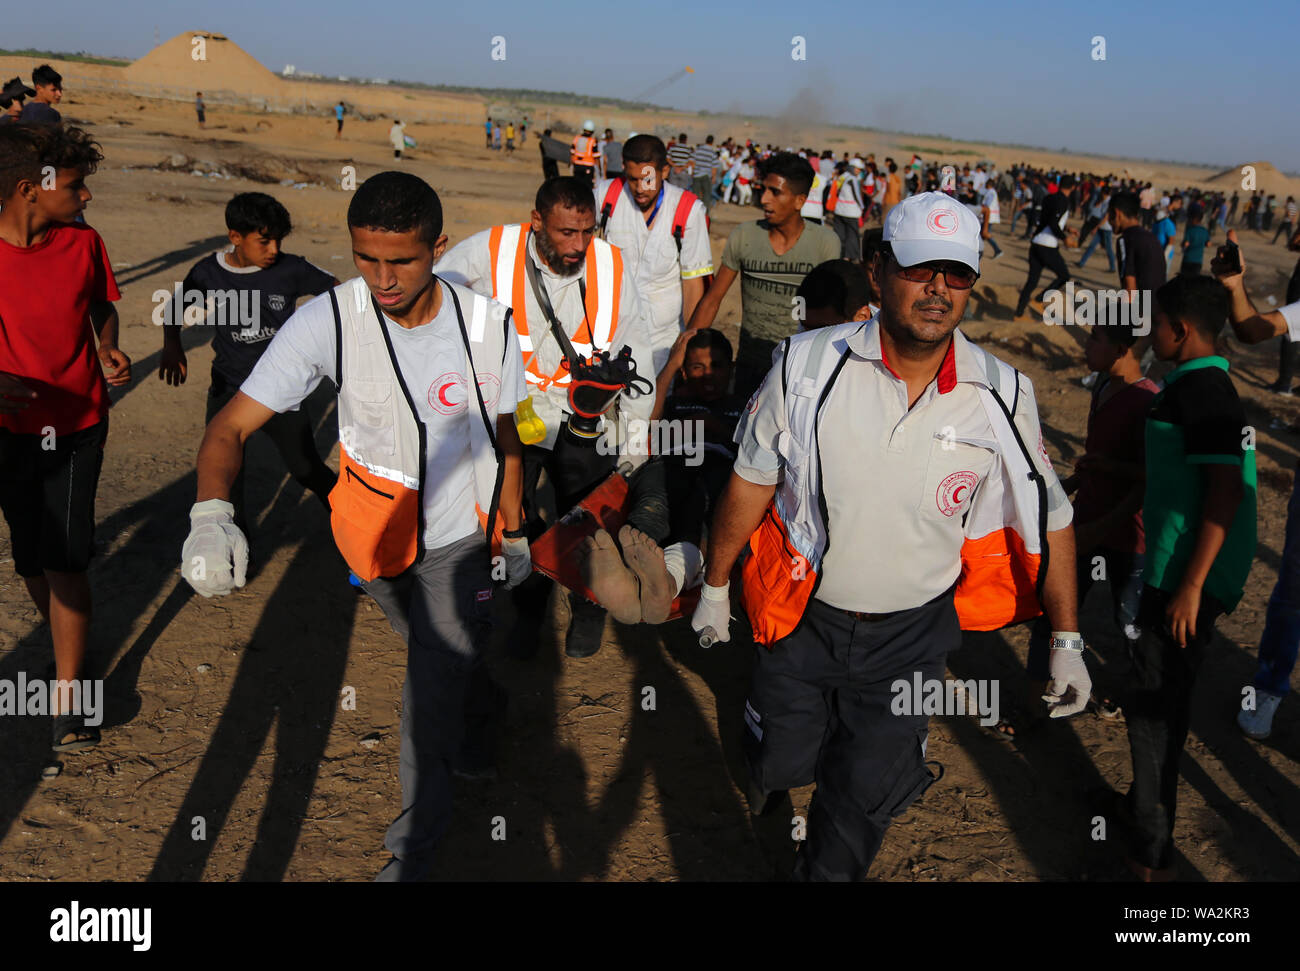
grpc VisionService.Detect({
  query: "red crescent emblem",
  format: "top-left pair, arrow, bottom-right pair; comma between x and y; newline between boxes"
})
936,470 -> 979,517
927,209 -> 959,236
429,372 -> 467,415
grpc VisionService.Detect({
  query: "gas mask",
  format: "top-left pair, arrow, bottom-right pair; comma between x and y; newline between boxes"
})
564,345 -> 653,439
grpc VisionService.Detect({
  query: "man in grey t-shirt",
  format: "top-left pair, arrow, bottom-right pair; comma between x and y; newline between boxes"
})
686,152 -> 839,398
600,128 -> 623,180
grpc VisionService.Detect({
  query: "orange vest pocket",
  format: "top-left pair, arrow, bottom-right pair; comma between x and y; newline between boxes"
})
740,504 -> 818,647
330,452 -> 419,582
955,527 -> 1042,631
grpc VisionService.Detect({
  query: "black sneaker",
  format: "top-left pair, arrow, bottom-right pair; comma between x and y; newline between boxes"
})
1268,380 -> 1296,395
565,601 -> 606,658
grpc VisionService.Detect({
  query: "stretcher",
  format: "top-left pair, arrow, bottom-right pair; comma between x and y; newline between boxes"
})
528,471 -> 699,622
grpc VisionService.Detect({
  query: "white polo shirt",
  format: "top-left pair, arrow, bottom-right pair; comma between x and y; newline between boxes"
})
733,320 -> 1072,613
594,178 -> 713,371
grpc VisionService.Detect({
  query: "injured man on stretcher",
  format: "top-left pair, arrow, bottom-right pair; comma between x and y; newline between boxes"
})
576,328 -> 744,624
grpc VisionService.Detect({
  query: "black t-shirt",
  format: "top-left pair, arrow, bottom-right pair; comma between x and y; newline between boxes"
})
1146,363 -> 1245,460
663,392 -> 744,460
1118,225 -> 1166,293
180,251 -> 334,385
19,102 -> 60,124
1033,193 -> 1069,239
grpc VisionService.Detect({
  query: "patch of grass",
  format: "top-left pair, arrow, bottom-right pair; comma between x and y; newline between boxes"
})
900,144 -> 979,157
0,48 -> 131,66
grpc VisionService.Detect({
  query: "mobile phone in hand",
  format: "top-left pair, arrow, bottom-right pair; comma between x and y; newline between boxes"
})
1215,241 -> 1242,274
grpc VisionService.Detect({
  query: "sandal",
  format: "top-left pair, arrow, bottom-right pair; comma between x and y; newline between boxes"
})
1089,696 -> 1123,720
52,713 -> 100,753
989,717 -> 1019,739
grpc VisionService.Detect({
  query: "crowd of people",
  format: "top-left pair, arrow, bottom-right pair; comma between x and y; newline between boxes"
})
1,89 -> 1298,884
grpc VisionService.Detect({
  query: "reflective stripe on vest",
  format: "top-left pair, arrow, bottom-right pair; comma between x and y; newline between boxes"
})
485,225 -> 623,390
571,135 -> 597,166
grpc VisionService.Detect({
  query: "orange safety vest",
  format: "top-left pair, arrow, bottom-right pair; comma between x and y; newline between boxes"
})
571,134 -> 597,167
485,224 -> 623,391
825,175 -> 842,212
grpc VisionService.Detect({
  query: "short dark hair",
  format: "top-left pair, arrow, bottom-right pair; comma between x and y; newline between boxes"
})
685,328 -> 732,362
797,259 -> 872,318
860,228 -> 886,270
760,151 -> 814,197
1155,274 -> 1228,339
1091,323 -> 1139,351
347,171 -> 443,245
0,123 -> 102,199
1111,191 -> 1140,219
535,175 -> 594,216
225,192 -> 292,239
622,134 -> 668,169
678,132 -> 687,142
32,64 -> 62,88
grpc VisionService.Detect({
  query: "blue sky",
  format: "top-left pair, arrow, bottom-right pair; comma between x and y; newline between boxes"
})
9,0 -> 1299,171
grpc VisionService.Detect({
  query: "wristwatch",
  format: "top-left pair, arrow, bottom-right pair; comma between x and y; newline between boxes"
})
1050,634 -> 1086,653
502,524 -> 528,539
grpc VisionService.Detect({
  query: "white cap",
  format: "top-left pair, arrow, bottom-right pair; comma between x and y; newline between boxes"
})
582,119 -> 595,131
849,158 -> 865,170
883,191 -> 981,273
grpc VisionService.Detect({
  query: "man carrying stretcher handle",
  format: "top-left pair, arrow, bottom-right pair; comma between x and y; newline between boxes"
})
179,172 -> 529,880
688,192 -> 1092,880
435,175 -> 662,659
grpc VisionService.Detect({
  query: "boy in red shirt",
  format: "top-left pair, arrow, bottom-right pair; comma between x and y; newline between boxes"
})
0,124 -> 130,752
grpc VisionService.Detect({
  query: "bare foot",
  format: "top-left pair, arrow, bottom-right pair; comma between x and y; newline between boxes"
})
578,528 -> 641,624
620,525 -> 674,625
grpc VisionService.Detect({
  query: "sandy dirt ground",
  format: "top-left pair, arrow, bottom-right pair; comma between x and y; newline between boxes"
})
0,84 -> 1297,883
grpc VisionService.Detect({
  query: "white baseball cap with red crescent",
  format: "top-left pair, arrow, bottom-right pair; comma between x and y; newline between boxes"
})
883,191 -> 981,273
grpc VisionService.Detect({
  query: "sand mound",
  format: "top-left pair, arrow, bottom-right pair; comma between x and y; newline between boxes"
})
126,30 -> 284,97
1204,160 -> 1300,197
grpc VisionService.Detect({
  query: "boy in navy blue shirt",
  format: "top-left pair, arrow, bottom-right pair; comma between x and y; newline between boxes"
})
159,192 -> 338,531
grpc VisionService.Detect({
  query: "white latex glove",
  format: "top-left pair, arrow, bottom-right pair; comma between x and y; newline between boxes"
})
691,581 -> 731,647
181,499 -> 248,598
501,536 -> 532,589
1043,643 -> 1092,718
